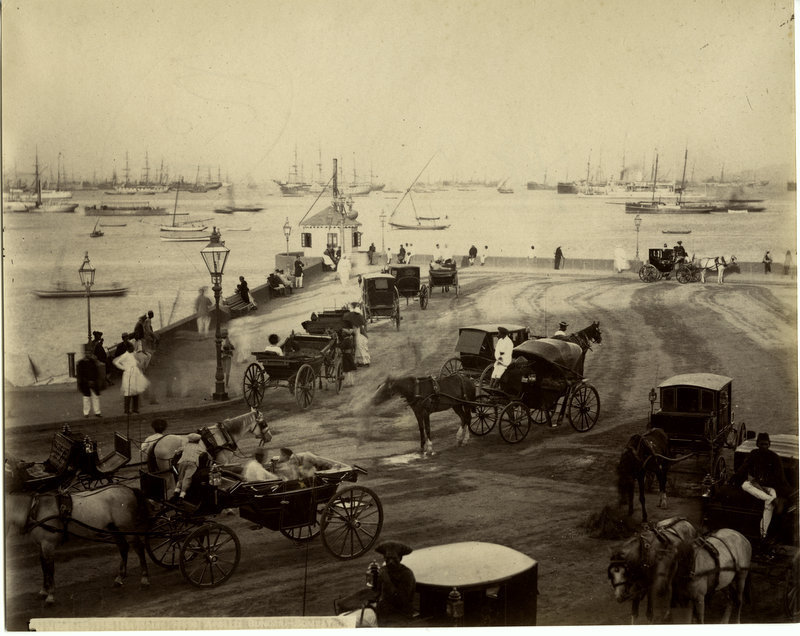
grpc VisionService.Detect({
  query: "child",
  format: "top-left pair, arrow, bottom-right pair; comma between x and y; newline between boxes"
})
270,447 -> 300,481
264,333 -> 283,356
174,433 -> 207,499
140,419 -> 168,457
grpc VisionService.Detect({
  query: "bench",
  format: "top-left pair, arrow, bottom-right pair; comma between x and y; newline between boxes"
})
94,432 -> 132,476
223,293 -> 253,316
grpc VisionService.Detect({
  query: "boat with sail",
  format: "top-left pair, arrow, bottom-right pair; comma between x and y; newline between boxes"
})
213,184 -> 264,213
22,153 -> 79,213
497,178 -> 514,194
625,150 -> 716,214
274,147 -> 311,196
388,154 -> 451,231
161,181 -> 211,231
90,219 -> 104,238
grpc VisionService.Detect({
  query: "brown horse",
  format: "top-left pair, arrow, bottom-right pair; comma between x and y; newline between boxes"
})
617,428 -> 690,522
372,374 -> 475,456
4,481 -> 150,605
608,516 -> 698,623
656,528 -> 752,623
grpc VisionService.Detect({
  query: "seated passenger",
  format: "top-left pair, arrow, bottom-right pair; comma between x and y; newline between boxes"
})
140,418 -> 168,457
275,269 -> 294,293
242,448 -> 278,482
267,272 -> 288,297
270,447 -> 301,481
263,333 -> 284,356
294,451 -> 334,479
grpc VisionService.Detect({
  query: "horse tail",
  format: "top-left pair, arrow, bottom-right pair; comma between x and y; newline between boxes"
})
130,487 -> 151,527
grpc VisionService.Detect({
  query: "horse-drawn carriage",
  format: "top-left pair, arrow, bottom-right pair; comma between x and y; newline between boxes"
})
428,260 -> 459,296
639,248 -> 738,284
469,337 -> 601,443
389,264 -> 429,309
439,324 -> 531,381
242,332 -> 343,409
361,272 -> 401,330
647,373 -> 746,489
638,247 -> 684,282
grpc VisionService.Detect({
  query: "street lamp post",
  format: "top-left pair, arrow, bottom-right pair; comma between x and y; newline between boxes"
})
634,214 -> 642,260
283,217 -> 292,256
379,211 -> 387,253
200,227 -> 230,401
78,252 -> 95,346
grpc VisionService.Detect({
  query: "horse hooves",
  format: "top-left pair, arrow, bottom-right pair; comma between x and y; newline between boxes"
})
140,578 -> 151,589
113,577 -> 124,588
38,589 -> 49,599
44,596 -> 56,606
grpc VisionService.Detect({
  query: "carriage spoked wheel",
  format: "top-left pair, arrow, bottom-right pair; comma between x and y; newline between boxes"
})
712,454 -> 728,483
320,485 -> 384,560
419,284 -> 429,310
529,406 -> 553,426
280,523 -> 321,542
294,364 -> 316,408
179,522 -> 241,587
477,363 -> 495,396
736,422 -> 748,447
439,356 -> 463,379
469,395 -> 498,436
145,510 -> 196,569
498,401 -> 532,444
242,363 -> 266,408
567,383 -> 600,432
638,264 -> 659,282
333,359 -> 344,394
676,265 -> 693,284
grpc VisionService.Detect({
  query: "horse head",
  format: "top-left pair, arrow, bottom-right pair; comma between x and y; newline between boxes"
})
608,537 -> 647,602
372,376 -> 396,405
220,409 -> 272,448
3,458 -> 27,494
589,321 -> 602,344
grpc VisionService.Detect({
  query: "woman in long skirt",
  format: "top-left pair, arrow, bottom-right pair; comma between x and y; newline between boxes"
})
113,341 -> 150,414
340,323 -> 357,387
350,303 -> 370,366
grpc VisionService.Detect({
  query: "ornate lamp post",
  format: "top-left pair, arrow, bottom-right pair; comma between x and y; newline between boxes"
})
200,227 -> 230,400
78,252 -> 95,345
283,217 -> 292,255
634,214 -> 642,260
380,211 -> 387,253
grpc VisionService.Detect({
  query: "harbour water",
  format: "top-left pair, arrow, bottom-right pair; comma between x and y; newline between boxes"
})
3,185 -> 795,386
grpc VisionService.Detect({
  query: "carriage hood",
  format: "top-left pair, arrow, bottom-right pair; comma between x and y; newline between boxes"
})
512,338 -> 583,373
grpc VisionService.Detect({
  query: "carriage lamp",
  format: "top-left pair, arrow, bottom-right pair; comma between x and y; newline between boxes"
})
78,252 -> 95,345
200,228 -> 230,401
446,587 -> 464,624
365,560 -> 380,588
648,387 -> 657,416
283,217 -> 292,256
634,214 -> 642,260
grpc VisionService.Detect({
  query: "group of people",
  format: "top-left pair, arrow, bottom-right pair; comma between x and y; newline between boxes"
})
323,244 -> 342,270
467,245 -> 488,266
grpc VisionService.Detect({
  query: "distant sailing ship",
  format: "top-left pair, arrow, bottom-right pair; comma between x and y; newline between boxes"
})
388,154 -> 451,230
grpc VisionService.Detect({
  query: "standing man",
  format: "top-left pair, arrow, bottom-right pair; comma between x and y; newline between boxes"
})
221,328 -> 235,389
143,309 -> 159,353
76,346 -> 102,418
367,242 -> 376,265
405,243 -> 413,264
386,245 -> 392,266
554,246 -> 564,270
490,326 -> 513,388
480,245 -> 488,266
293,255 -> 305,288
92,330 -> 111,386
195,287 -> 213,335
763,250 -> 773,274
468,244 -> 478,266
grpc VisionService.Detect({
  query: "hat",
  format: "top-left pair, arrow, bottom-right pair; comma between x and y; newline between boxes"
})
559,321 -> 568,330
375,540 -> 413,559
497,326 -> 509,336
187,433 -> 202,442
92,330 -> 103,339
756,432 -> 770,445
677,241 -> 682,245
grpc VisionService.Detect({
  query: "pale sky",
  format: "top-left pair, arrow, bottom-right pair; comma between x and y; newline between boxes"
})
2,0 -> 796,186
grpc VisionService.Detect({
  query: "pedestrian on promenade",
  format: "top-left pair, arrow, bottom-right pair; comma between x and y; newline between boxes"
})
221,328 -> 235,388
237,276 -> 257,309
406,244 -> 413,264
386,245 -> 392,265
338,254 -> 351,287
480,245 -> 488,266
468,244 -> 478,266
294,255 -> 305,288
398,244 -> 406,264
784,250 -> 793,276
143,310 -> 159,353
76,347 -> 102,418
340,320 -> 358,387
140,419 -> 168,457
528,245 -> 536,260
762,250 -> 772,274
195,287 -> 213,335
554,246 -> 564,270
349,302 -> 370,367
113,341 -> 150,415
367,242 -> 376,265
132,315 -> 146,352
92,330 -> 112,386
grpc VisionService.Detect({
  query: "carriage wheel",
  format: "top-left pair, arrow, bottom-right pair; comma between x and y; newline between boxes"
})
477,363 -> 495,396
333,359 -> 344,394
712,455 -> 728,484
567,384 -> 600,432
294,364 -> 316,408
242,363 -> 266,408
736,422 -> 748,447
439,357 -> 463,378
530,406 -> 553,426
320,485 -> 384,560
179,522 -> 241,587
498,402 -> 531,443
419,285 -> 429,310
145,511 -> 195,570
639,264 -> 659,282
676,265 -> 693,284
280,523 -> 320,542
469,395 -> 498,436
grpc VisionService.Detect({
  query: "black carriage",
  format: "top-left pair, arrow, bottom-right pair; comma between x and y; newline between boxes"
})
439,323 -> 531,380
140,454 -> 384,588
302,308 -> 350,335
428,260 -> 460,296
639,247 -> 691,283
647,373 -> 746,488
469,338 -> 601,443
389,265 -> 429,309
242,332 -> 343,409
361,272 -> 401,330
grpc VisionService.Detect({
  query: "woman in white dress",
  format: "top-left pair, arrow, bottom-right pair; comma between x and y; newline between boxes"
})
113,341 -> 150,414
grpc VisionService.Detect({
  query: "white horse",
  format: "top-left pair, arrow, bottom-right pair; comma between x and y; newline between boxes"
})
695,255 -> 739,284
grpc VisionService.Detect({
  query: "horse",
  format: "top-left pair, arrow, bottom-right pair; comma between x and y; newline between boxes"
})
617,428 -> 692,522
656,528 -> 752,623
694,255 -> 739,284
150,408 -> 271,473
4,477 -> 150,606
372,374 -> 475,456
608,517 -> 698,624
558,321 -> 602,376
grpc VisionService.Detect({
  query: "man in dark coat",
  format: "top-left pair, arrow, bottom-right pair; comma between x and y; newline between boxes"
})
373,541 -> 416,626
76,348 -> 102,417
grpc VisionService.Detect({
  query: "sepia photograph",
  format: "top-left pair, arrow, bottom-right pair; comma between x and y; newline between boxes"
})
2,0 -> 798,630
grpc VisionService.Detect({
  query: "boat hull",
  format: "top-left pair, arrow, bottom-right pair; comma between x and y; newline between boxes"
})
85,205 -> 167,216
33,287 -> 128,298
389,222 -> 451,231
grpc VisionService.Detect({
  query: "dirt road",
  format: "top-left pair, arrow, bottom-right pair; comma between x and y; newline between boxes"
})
5,270 -> 797,628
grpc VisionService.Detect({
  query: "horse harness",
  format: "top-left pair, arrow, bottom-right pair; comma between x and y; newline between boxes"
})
24,491 -> 73,538
608,518 -> 692,588
688,534 -> 747,591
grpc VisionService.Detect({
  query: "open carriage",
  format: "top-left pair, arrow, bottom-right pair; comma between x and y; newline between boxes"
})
428,260 -> 460,296
647,373 -> 746,488
439,324 -> 531,381
469,338 -> 601,443
139,451 -> 384,587
389,265 -> 429,309
361,272 -> 401,330
242,332 -> 343,409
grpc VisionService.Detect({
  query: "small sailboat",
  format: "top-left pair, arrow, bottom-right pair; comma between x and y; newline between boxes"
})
497,178 -> 514,194
388,155 -> 451,231
161,181 -> 210,232
214,184 -> 264,213
90,219 -> 104,238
